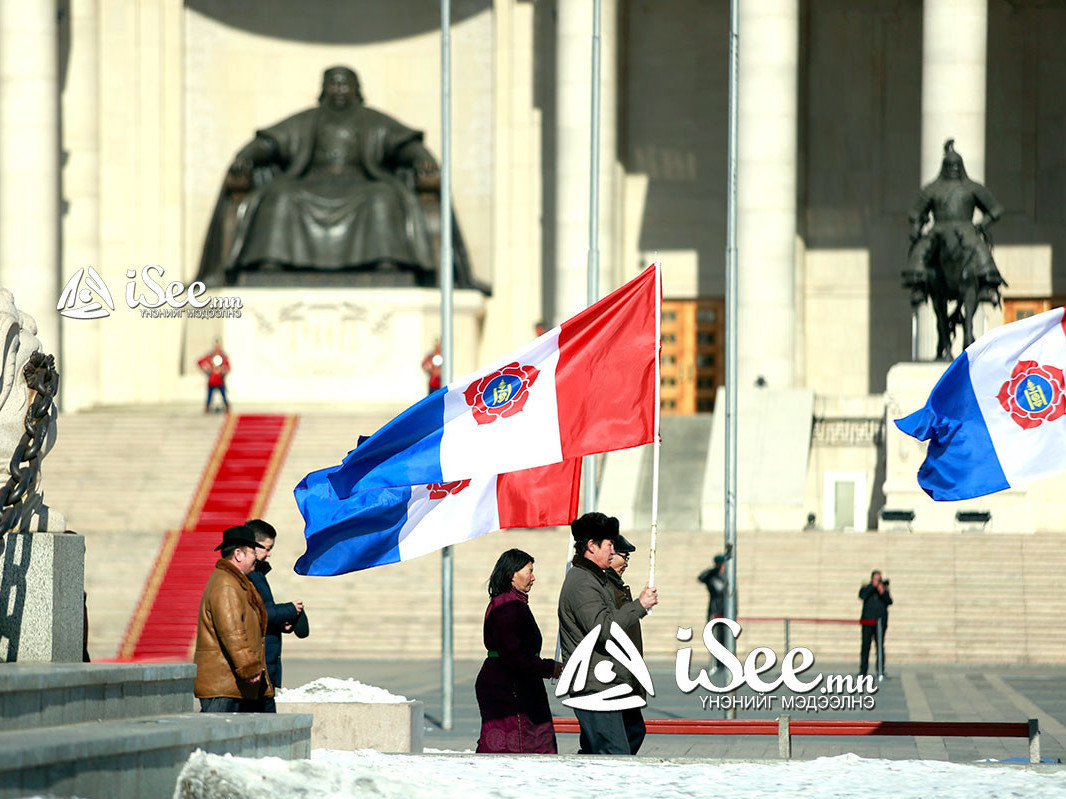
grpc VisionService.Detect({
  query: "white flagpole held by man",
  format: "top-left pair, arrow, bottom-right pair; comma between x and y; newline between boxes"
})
583,0 -> 602,515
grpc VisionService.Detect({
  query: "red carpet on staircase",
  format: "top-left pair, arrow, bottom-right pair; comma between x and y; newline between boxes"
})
118,413 -> 298,660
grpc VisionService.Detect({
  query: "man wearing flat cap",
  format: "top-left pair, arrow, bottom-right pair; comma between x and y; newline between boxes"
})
558,512 -> 658,754
194,525 -> 273,712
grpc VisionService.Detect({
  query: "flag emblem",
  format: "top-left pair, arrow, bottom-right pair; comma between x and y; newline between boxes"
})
996,360 -> 1066,430
426,479 -> 471,499
464,362 -> 540,425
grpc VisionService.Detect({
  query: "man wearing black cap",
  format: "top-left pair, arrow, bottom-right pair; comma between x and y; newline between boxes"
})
558,512 -> 658,754
604,533 -> 647,753
194,525 -> 273,712
245,519 -> 307,713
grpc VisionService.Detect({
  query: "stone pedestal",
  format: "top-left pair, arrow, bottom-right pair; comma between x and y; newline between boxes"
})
276,700 -> 424,753
193,287 -> 485,407
882,362 -> 1034,532
0,533 -> 84,662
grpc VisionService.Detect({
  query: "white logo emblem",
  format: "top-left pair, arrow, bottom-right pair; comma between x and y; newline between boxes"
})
555,622 -> 654,711
57,266 -> 115,319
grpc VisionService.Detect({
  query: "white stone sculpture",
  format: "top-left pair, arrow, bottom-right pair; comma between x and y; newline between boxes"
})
0,288 -> 64,535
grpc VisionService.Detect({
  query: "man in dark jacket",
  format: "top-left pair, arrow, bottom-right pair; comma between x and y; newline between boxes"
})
604,533 -> 646,754
246,519 -> 304,712
558,513 -> 658,755
859,570 -> 892,678
698,554 -> 728,673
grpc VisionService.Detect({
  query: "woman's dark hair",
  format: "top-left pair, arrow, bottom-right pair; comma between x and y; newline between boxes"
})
488,548 -> 534,597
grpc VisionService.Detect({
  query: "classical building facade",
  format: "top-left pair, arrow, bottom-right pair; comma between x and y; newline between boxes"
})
0,0 -> 1062,528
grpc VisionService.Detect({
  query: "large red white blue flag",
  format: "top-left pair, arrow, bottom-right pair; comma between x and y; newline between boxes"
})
325,263 -> 660,499
295,459 -> 581,575
896,307 -> 1066,500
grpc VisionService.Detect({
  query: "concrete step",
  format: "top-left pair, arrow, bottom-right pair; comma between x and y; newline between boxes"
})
0,712 -> 310,799
631,415 -> 714,531
0,662 -> 311,799
0,663 -> 192,731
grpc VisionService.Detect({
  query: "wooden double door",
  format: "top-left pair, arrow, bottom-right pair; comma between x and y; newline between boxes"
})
660,298 -> 724,415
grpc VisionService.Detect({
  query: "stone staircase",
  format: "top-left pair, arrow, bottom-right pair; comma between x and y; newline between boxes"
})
0,662 -> 310,799
42,408 -> 1066,666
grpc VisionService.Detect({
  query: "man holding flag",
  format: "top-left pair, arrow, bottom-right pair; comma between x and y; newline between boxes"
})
557,512 -> 658,755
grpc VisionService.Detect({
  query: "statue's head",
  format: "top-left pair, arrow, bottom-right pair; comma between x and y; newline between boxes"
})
938,139 -> 967,181
319,66 -> 364,111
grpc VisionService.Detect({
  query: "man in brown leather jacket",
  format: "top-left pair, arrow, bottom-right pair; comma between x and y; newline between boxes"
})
194,525 -> 273,712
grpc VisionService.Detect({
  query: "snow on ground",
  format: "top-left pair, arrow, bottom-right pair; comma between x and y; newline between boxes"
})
174,749 -> 1066,799
274,677 -> 408,703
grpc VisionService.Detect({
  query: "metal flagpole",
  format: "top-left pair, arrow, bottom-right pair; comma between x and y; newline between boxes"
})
439,0 -> 455,732
556,0 -> 603,675
583,0 -> 602,515
723,0 -> 740,683
648,258 -> 662,587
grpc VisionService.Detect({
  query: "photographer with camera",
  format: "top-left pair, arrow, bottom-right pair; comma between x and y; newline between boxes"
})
858,570 -> 892,679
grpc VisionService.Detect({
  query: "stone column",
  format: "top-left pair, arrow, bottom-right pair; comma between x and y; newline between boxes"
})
553,0 -> 619,323
61,0 -> 102,412
738,0 -> 799,388
0,0 -> 61,358
916,0 -> 988,359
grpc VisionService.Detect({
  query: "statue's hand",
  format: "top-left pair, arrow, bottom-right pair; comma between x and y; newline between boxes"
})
415,158 -> 439,178
415,160 -> 442,192
224,157 -> 253,192
229,156 -> 253,177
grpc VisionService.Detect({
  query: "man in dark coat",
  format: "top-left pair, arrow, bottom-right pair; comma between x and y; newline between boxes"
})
697,554 -> 728,673
697,555 -> 727,623
245,519 -> 304,712
604,533 -> 646,754
859,570 -> 892,678
558,512 -> 658,755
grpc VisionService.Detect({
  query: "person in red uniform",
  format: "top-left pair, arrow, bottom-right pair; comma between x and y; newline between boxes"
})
421,340 -> 442,395
198,340 -> 231,413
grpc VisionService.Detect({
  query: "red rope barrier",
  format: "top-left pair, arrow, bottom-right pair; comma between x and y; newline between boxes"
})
553,717 -> 778,736
724,616 -> 877,626
553,717 -> 1031,739
789,720 -> 1029,738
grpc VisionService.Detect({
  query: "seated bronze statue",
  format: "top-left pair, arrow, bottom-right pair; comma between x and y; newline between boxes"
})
197,66 -> 488,294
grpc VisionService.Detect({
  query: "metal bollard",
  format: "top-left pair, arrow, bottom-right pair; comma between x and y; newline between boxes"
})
1029,718 -> 1041,763
778,714 -> 792,759
876,618 -> 884,680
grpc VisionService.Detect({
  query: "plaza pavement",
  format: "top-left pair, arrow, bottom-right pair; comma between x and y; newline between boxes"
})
285,658 -> 1066,763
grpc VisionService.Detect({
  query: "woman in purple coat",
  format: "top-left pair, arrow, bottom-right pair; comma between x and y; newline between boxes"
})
475,549 -> 563,753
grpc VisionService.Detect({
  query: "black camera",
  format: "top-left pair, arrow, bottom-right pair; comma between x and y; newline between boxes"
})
882,578 -> 890,587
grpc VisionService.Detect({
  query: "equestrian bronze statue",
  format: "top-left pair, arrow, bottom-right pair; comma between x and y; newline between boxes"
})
902,139 -> 1006,360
